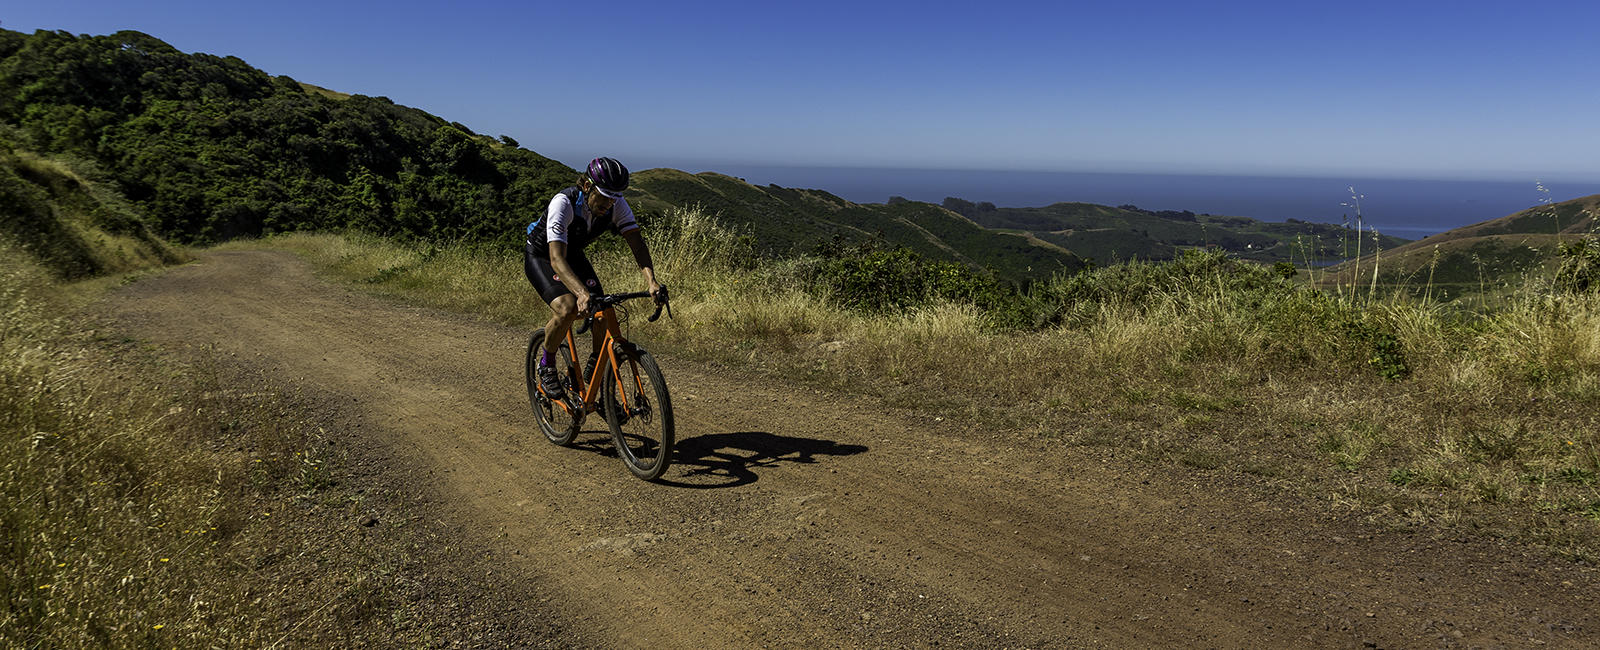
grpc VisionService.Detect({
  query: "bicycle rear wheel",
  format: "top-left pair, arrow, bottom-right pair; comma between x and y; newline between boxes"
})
603,347 -> 674,480
527,328 -> 582,446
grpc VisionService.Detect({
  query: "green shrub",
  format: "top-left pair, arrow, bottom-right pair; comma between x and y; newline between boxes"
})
799,240 -> 1030,330
1555,234 -> 1600,294
1342,319 -> 1411,380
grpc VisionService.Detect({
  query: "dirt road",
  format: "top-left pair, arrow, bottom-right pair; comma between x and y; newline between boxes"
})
103,250 -> 1597,648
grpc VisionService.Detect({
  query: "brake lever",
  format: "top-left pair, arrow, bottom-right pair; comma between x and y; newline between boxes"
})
647,300 -> 672,322
575,293 -> 603,334
647,287 -> 671,322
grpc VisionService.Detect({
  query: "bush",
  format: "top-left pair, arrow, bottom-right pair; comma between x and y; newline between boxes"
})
1031,249 -> 1289,326
1555,234 -> 1600,294
1018,248 -> 1426,378
800,240 -> 1029,330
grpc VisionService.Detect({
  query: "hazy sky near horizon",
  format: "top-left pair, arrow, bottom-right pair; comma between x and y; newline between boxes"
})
6,1 -> 1598,181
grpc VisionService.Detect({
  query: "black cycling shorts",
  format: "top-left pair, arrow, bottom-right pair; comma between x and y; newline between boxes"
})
524,241 -> 604,304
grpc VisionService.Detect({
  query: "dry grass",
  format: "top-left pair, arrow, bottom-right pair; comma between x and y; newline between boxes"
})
0,246 -> 459,647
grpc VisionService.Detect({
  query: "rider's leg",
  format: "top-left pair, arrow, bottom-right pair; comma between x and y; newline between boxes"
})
526,244 -> 575,362
543,294 -> 578,359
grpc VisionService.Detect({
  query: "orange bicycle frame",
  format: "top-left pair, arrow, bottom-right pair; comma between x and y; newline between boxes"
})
561,306 -> 646,415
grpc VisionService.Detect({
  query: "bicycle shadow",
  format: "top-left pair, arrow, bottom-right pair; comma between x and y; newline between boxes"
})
571,430 -> 868,489
667,431 -> 869,489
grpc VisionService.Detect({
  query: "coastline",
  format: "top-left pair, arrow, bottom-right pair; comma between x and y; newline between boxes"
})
649,163 -> 1600,239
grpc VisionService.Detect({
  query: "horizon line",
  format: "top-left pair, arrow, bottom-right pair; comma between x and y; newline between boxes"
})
603,157 -> 1599,186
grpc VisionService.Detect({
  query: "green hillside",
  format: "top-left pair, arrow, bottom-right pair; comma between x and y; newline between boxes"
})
1320,194 -> 1599,295
940,199 -> 1411,265
627,169 -> 1085,282
0,28 -> 572,247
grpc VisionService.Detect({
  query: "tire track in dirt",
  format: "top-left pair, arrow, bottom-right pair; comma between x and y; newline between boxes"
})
102,250 -> 1600,648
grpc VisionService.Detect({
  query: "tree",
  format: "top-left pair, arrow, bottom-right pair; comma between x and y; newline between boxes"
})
942,197 -> 976,214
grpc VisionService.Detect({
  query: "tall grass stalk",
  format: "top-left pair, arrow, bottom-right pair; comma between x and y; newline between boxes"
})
1343,187 -> 1366,302
1423,246 -> 1441,303
1368,228 -> 1383,301
1537,179 -> 1559,244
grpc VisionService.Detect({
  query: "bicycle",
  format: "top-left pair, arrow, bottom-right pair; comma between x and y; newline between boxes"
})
526,291 -> 675,480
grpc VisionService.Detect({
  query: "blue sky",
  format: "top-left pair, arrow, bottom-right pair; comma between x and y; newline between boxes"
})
5,0 -> 1598,181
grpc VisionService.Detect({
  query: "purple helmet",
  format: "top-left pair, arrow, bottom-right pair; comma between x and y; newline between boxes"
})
586,157 -> 629,198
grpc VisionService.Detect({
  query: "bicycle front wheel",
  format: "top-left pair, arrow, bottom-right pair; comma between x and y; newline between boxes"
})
527,328 -> 581,446
603,348 -> 674,480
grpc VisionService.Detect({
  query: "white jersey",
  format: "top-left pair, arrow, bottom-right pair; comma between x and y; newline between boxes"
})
532,188 -> 639,249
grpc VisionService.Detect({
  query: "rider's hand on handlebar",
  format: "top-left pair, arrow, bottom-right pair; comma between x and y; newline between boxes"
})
574,291 -> 593,316
650,283 -> 669,305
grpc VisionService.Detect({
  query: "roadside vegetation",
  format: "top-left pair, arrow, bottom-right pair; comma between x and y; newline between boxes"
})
249,203 -> 1600,560
1,124 -> 183,278
1,151 -> 512,647
4,245 -> 375,646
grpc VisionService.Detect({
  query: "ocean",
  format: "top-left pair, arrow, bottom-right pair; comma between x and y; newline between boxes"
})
661,164 -> 1600,240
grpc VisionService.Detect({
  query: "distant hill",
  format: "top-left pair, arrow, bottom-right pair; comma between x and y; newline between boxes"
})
938,199 -> 1410,265
626,169 -> 1086,282
1319,194 -> 1599,292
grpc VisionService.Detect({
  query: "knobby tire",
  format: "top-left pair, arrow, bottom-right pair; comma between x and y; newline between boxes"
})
604,348 -> 674,480
526,328 -> 581,446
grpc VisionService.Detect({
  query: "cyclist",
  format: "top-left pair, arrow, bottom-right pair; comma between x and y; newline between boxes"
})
526,156 -> 665,400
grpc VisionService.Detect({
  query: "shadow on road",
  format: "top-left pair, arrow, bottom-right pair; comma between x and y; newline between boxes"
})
572,430 -> 867,489
666,431 -> 868,489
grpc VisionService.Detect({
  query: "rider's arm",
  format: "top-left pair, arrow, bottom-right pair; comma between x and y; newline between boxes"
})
610,199 -> 662,299
621,229 -> 663,298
